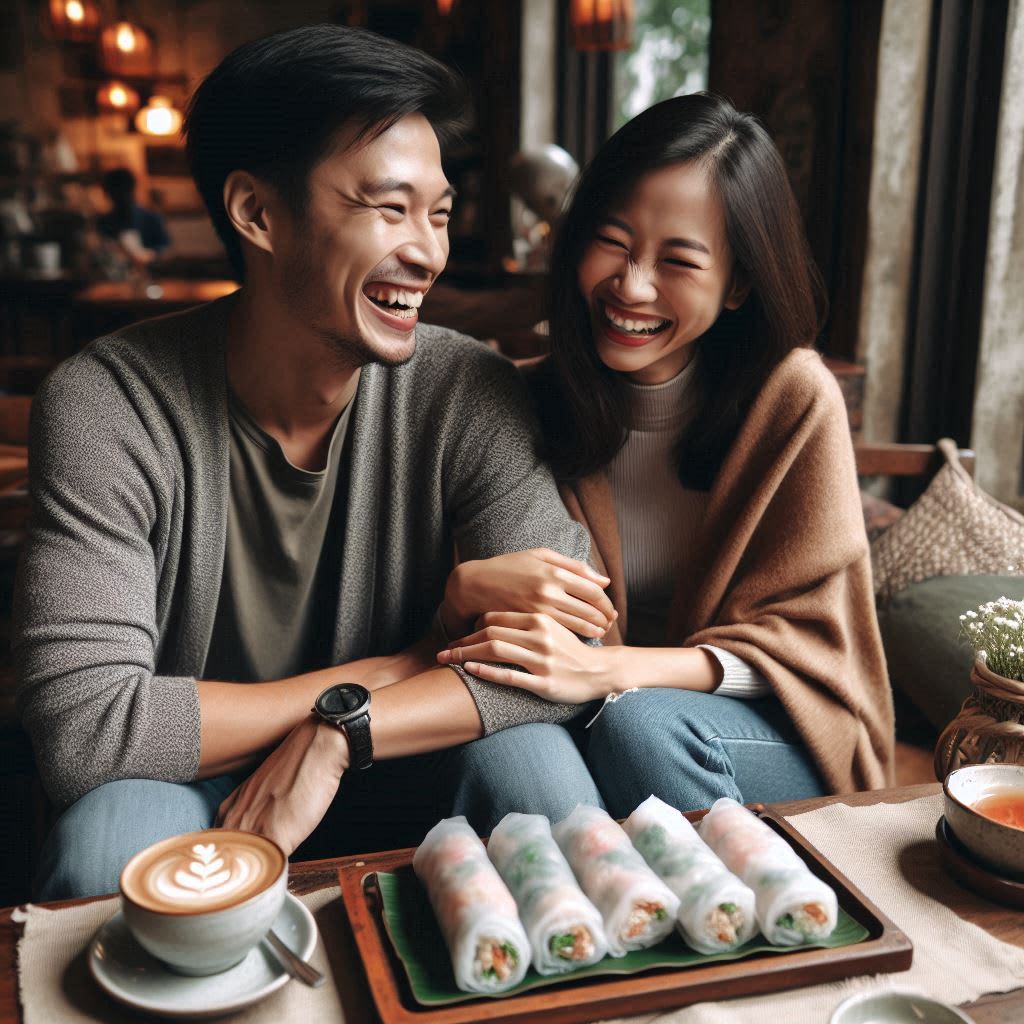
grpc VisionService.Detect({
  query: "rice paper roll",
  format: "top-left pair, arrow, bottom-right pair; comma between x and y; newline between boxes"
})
488,812 -> 608,974
552,804 -> 679,957
699,797 -> 838,946
623,795 -> 757,954
413,816 -> 529,993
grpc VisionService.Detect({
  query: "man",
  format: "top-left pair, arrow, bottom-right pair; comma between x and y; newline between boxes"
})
15,25 -> 612,899
97,167 -> 172,265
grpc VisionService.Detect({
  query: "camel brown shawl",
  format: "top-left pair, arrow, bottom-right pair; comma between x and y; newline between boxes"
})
559,349 -> 894,793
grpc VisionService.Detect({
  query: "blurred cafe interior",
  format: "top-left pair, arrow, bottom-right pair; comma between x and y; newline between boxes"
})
0,0 -> 1022,909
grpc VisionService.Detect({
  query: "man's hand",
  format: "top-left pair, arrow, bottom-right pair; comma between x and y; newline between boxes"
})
440,549 -> 616,640
217,716 -> 350,855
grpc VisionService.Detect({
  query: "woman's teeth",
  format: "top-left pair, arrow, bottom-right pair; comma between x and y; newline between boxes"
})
602,304 -> 670,335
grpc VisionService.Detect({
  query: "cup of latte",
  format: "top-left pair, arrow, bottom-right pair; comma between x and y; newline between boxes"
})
119,829 -> 288,976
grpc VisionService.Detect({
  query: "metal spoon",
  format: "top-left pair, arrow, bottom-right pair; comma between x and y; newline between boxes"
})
264,928 -> 326,988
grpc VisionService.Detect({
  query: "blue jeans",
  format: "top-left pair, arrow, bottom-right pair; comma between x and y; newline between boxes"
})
35,724 -> 603,900
584,689 -> 824,816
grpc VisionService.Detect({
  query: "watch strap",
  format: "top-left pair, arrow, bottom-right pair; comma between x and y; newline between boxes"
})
342,711 -> 373,770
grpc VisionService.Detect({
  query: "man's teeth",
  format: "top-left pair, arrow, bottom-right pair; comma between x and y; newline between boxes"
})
603,304 -> 669,335
365,285 -> 424,310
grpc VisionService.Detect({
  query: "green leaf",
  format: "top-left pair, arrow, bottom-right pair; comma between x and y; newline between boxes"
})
377,868 -> 869,1006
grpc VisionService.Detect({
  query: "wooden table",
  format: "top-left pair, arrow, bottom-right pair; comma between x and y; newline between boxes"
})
1,784 -> 1021,1023
70,279 -> 239,348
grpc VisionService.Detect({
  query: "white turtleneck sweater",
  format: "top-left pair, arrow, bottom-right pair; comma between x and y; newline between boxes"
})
607,359 -> 770,699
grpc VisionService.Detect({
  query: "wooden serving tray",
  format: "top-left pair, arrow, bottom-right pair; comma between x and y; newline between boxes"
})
336,809 -> 913,1024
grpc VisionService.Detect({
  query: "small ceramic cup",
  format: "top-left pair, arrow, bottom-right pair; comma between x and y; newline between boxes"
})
830,989 -> 975,1023
119,829 -> 288,976
943,763 -> 1024,878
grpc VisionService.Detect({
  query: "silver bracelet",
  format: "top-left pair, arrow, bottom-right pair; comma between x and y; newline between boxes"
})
584,687 -> 641,728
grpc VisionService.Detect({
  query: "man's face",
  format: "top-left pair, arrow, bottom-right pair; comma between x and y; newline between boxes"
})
270,113 -> 454,367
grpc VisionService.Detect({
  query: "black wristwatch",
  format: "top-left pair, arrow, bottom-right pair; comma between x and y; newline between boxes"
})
313,684 -> 373,770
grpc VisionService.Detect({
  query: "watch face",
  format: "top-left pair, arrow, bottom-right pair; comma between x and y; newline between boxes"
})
317,684 -> 370,721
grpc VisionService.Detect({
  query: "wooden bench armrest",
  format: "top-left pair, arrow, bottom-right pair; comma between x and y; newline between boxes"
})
854,441 -> 975,478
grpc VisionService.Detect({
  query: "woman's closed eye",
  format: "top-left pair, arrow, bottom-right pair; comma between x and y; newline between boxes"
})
596,234 -> 629,250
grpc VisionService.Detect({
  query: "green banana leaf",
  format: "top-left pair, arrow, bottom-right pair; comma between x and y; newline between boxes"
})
378,868 -> 869,1006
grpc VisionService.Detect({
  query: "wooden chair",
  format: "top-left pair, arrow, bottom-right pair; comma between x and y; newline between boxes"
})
854,440 -> 975,478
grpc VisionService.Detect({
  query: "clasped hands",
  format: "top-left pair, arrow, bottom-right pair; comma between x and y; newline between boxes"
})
437,548 -> 619,704
217,548 -> 618,853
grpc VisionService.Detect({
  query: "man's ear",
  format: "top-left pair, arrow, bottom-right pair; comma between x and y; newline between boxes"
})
223,170 -> 275,257
723,266 -> 751,311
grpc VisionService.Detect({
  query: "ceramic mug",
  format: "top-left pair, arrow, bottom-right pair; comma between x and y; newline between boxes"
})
119,829 -> 288,976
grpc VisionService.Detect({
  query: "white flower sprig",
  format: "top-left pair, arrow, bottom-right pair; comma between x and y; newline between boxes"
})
959,596 -> 1024,681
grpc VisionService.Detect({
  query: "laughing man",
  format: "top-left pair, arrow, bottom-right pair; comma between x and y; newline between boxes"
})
15,25 -> 612,899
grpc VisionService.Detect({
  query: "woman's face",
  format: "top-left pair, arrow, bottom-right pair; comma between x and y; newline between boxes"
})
576,161 -> 746,385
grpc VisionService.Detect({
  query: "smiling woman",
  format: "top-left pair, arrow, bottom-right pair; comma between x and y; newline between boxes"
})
441,93 -> 894,811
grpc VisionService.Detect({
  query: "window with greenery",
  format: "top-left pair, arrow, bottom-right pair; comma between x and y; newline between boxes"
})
614,0 -> 711,129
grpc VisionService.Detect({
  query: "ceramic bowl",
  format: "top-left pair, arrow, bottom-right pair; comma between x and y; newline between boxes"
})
830,989 -> 974,1023
943,763 -> 1024,879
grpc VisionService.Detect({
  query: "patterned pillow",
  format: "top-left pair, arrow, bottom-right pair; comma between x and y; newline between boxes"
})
871,439 -> 1024,603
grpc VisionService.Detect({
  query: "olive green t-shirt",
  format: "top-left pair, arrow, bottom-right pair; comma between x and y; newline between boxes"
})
203,391 -> 354,682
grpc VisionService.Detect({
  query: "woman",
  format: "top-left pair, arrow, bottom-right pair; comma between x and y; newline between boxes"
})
438,93 -> 893,814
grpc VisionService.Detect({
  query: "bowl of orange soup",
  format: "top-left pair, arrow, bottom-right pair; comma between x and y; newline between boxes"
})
943,763 -> 1024,878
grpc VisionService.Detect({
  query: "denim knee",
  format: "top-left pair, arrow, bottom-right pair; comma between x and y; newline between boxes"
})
449,723 -> 603,835
585,689 -> 741,817
36,776 -> 231,901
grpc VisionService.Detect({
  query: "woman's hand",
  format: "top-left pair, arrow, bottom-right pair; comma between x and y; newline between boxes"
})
437,611 -> 614,704
440,549 -> 617,639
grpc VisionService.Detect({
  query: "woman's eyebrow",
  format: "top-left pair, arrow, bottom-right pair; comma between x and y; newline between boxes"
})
601,216 -> 632,233
600,216 -> 710,256
664,237 -> 711,256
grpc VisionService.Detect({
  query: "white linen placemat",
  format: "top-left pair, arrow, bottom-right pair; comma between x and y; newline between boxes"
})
15,885 -> 346,1023
601,793 -> 1024,1024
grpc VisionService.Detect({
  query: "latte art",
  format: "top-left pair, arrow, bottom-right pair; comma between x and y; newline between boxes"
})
154,841 -> 257,901
121,829 -> 285,915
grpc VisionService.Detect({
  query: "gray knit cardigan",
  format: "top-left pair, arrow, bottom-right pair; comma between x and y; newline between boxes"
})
14,297 -> 587,807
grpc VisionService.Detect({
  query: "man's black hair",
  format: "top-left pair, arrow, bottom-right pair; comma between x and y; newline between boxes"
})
183,24 -> 470,279
101,168 -> 136,207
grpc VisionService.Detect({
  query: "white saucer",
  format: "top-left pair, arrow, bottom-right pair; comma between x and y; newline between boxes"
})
88,891 -> 318,1020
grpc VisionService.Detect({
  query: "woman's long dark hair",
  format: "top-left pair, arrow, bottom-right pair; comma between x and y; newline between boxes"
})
538,92 -> 826,490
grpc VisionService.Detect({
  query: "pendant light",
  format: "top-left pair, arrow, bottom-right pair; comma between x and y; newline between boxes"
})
571,0 -> 634,52
47,0 -> 101,42
100,18 -> 156,77
97,80 -> 141,113
135,96 -> 183,137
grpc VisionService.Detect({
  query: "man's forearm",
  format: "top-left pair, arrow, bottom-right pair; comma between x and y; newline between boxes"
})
197,637 -> 440,776
316,664 -> 484,770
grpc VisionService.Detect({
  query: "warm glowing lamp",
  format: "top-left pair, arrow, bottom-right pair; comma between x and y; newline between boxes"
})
100,20 -> 156,76
48,0 -> 101,42
571,0 -> 634,52
437,0 -> 454,13
97,81 -> 141,113
135,96 -> 183,137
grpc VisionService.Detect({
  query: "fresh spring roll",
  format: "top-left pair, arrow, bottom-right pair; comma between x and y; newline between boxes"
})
413,817 -> 529,993
699,797 -> 838,946
487,812 -> 608,975
552,804 -> 680,957
623,795 -> 758,954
